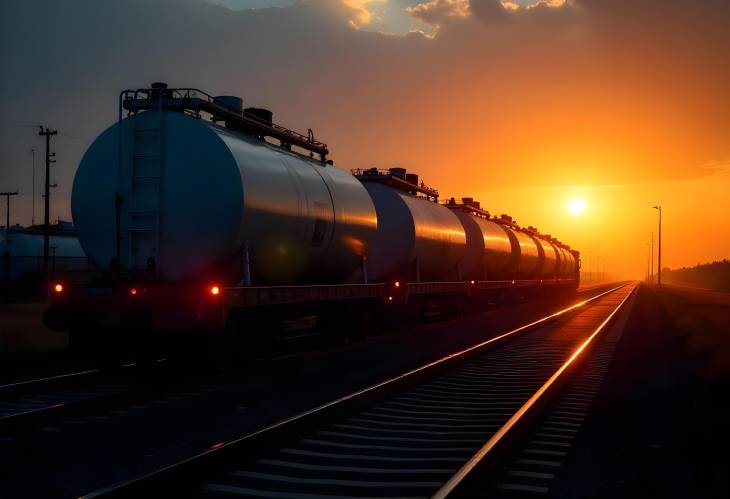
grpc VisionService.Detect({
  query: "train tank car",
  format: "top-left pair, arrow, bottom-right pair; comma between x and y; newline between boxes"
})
71,85 -> 377,285
47,83 -> 581,358
353,168 -> 467,282
444,198 -> 513,280
556,245 -> 577,277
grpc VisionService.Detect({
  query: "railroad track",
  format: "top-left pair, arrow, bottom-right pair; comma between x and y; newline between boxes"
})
84,283 -> 636,498
0,359 -> 168,431
0,285 -> 618,434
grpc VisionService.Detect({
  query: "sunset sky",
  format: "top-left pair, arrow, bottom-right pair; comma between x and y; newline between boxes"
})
1,0 -> 729,279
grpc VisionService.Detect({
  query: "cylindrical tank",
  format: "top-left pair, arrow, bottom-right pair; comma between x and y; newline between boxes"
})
0,229 -> 87,281
450,211 -> 513,279
500,226 -> 541,278
564,248 -> 577,277
363,183 -> 466,282
72,110 -> 378,283
534,237 -> 558,278
555,246 -> 572,277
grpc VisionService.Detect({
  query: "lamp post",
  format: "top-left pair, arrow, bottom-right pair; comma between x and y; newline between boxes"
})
649,231 -> 654,284
653,205 -> 662,286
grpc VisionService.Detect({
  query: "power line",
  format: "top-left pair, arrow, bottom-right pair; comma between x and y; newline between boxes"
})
57,131 -> 90,143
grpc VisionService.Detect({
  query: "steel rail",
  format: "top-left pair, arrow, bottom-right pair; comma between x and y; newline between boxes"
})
0,367 -> 100,391
83,283 -> 628,498
433,283 -> 637,498
0,357 -> 165,393
0,358 -> 169,432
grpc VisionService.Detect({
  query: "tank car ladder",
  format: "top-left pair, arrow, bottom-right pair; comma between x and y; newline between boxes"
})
126,107 -> 164,274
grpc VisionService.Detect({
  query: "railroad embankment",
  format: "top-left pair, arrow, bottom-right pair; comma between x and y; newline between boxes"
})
551,283 -> 730,498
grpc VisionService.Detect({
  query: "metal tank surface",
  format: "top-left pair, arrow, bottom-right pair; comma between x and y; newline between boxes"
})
0,228 -> 86,281
558,247 -> 576,277
512,231 -> 541,277
542,239 -> 561,277
362,182 -> 467,282
72,110 -> 377,284
448,209 -> 513,280
494,222 -> 541,279
532,237 -> 558,278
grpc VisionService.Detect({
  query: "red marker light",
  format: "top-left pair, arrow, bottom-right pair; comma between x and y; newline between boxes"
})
210,285 -> 220,296
129,287 -> 138,296
394,281 -> 400,288
53,283 -> 63,293
470,280 -> 475,285
387,296 -> 393,301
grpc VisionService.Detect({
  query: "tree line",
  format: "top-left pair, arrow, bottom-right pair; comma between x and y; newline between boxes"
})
662,259 -> 730,291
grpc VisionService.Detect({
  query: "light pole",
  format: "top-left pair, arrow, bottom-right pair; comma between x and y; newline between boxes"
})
649,231 -> 654,284
653,205 -> 662,286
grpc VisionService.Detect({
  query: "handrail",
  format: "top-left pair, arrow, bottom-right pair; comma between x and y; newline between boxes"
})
119,85 -> 329,161
352,167 -> 440,200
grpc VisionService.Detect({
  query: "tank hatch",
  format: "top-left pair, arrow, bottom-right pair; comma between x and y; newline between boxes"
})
351,168 -> 439,201
445,197 -> 491,218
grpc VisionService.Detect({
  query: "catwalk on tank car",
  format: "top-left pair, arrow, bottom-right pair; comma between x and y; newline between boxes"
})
45,83 -> 580,358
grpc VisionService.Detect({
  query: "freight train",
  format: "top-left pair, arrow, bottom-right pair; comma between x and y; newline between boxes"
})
44,83 -> 579,356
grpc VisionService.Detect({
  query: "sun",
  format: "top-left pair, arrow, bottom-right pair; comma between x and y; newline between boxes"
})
568,198 -> 587,216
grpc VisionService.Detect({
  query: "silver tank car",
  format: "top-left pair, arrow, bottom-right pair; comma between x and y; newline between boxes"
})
500,223 -> 541,278
355,170 -> 467,282
445,199 -> 514,279
72,107 -> 377,284
558,246 -> 577,277
523,227 -> 558,278
492,216 -> 571,279
535,238 -> 558,277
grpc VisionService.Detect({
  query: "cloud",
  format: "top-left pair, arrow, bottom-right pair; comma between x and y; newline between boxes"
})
342,0 -> 386,27
406,0 -> 470,28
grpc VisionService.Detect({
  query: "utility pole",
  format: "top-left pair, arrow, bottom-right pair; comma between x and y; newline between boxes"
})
1,191 -> 19,234
653,205 -> 662,286
39,126 -> 58,288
